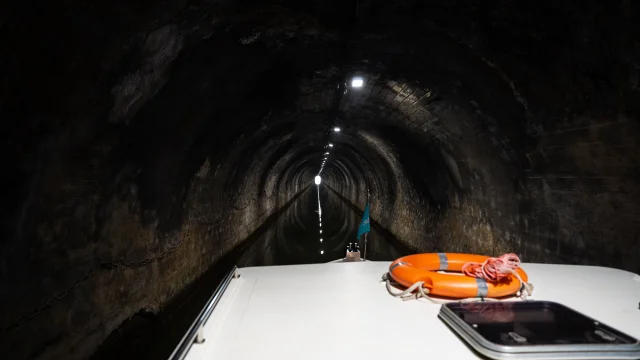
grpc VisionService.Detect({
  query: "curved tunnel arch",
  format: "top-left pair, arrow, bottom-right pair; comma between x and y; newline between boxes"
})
2,1 -> 639,359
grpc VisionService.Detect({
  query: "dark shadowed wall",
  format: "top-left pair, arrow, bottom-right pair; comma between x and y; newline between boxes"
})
1,0 -> 638,359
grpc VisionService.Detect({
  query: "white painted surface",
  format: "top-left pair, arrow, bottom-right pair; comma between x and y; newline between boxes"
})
183,261 -> 640,360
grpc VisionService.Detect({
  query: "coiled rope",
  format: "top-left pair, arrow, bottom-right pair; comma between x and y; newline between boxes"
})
462,253 -> 534,299
382,253 -> 534,302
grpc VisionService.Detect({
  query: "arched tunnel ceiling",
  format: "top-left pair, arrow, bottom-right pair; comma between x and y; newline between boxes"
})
1,1 -> 639,359
3,0 -> 539,204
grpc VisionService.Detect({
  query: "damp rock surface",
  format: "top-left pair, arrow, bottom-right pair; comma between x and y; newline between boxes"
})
1,0 -> 639,359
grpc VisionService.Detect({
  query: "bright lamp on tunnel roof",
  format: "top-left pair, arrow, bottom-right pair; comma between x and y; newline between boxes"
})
333,127 -> 341,132
314,175 -> 321,185
320,250 -> 324,255
328,143 -> 333,147
351,76 -> 364,88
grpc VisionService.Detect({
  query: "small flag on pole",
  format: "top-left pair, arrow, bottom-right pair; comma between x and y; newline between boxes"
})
357,201 -> 370,240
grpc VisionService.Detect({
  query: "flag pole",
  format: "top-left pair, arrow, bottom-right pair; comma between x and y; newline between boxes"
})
363,188 -> 370,261
364,232 -> 367,261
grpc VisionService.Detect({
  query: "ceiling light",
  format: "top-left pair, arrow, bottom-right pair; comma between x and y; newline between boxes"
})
351,76 -> 364,88
324,152 -> 329,155
314,175 -> 322,185
328,144 -> 334,147
333,127 -> 341,132
320,250 -> 324,255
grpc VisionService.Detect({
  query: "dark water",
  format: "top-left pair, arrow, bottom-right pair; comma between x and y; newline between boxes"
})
93,185 -> 407,360
236,185 -> 406,267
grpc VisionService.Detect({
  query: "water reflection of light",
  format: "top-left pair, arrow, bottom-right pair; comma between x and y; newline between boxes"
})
316,185 -> 322,217
317,185 -> 323,247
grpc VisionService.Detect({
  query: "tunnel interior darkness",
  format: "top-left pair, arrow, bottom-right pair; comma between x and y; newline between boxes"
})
1,0 -> 639,359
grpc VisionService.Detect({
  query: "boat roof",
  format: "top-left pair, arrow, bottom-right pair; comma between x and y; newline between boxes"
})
183,261 -> 640,360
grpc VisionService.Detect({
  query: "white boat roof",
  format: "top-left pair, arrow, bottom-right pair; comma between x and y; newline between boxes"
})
183,261 -> 640,360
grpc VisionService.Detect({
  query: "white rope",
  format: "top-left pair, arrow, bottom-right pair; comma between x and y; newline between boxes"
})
381,272 -> 533,303
510,269 -> 534,300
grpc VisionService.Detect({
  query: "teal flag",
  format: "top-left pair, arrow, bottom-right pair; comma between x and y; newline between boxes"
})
357,202 -> 370,240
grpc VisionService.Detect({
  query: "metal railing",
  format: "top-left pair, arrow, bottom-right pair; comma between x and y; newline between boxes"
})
168,265 -> 238,360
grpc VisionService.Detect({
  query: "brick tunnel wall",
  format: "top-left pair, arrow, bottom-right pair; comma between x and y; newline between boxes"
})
327,88 -> 526,259
331,91 -> 640,269
0,93 -> 310,359
326,1 -> 640,271
0,4 -> 330,359
1,1 -> 639,359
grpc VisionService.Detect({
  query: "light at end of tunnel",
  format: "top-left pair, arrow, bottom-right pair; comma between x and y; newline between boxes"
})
314,175 -> 322,185
333,127 -> 341,132
351,76 -> 364,88
320,250 -> 324,255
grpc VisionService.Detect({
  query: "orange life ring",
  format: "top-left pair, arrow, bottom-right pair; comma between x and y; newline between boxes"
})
388,253 -> 528,298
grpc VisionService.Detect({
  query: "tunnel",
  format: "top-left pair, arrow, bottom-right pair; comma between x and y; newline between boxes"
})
1,0 -> 639,359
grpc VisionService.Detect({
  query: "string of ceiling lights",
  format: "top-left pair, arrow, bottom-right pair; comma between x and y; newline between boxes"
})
313,76 -> 363,256
314,0 -> 363,256
315,0 -> 363,182
315,76 -> 363,181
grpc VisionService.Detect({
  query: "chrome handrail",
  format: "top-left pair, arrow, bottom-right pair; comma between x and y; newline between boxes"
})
168,265 -> 238,360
